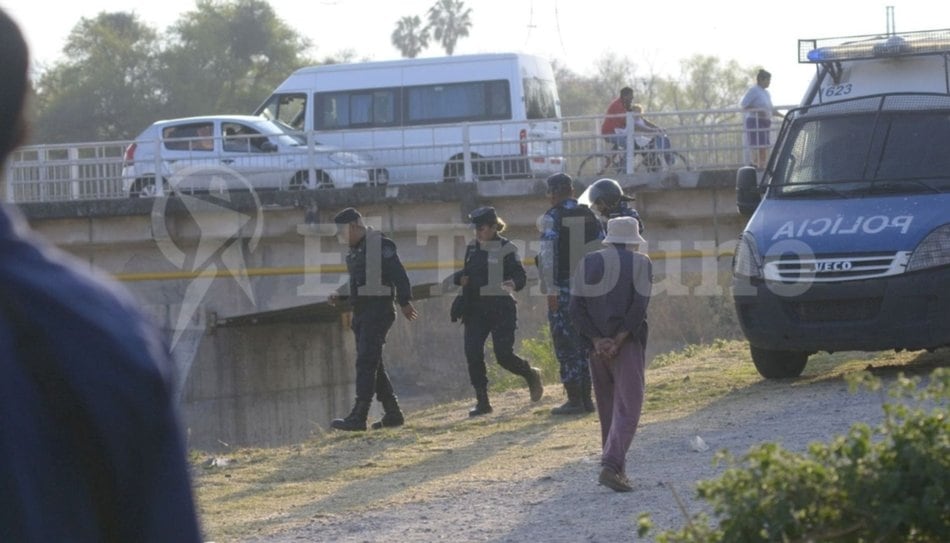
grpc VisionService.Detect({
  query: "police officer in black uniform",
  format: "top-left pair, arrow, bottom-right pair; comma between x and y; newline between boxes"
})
453,206 -> 544,416
329,208 -> 418,431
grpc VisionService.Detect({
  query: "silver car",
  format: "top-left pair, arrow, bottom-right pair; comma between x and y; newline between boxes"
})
121,115 -> 387,197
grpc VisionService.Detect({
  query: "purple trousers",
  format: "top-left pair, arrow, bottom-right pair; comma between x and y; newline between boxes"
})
589,338 -> 646,475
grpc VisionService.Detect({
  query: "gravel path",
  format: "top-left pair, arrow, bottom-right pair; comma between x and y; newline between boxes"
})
242,374 -> 892,542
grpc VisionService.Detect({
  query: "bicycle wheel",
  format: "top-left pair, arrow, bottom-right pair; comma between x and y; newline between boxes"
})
635,151 -> 690,172
576,153 -> 615,179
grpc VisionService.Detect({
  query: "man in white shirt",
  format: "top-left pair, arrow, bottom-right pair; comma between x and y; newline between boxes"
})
740,69 -> 784,169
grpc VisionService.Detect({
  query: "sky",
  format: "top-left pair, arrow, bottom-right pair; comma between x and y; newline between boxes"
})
3,0 -> 949,106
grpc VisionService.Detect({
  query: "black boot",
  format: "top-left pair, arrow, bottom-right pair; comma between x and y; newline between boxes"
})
469,387 -> 493,417
524,367 -> 544,403
550,382 -> 585,415
580,376 -> 595,413
331,399 -> 371,431
371,395 -> 405,430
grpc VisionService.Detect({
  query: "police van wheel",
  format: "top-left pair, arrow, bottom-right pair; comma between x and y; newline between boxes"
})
749,346 -> 808,379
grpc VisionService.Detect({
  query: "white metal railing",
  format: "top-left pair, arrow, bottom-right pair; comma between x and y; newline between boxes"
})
2,107 -> 780,203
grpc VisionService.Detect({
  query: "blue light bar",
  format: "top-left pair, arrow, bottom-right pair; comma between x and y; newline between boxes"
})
799,29 -> 950,63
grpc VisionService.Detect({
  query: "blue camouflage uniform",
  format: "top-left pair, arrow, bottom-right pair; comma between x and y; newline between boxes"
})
537,199 -> 604,386
605,201 -> 645,231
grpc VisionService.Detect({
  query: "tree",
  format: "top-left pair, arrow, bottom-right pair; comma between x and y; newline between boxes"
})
426,0 -> 472,56
159,0 -> 312,117
391,15 -> 429,59
30,12 -> 164,143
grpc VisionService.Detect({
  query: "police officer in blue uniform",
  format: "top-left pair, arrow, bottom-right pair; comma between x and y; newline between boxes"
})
537,174 -> 604,415
330,208 -> 418,431
0,9 -> 202,541
453,207 -> 544,416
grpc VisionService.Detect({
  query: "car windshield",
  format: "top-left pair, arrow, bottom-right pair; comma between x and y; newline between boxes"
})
267,120 -> 308,145
769,96 -> 950,197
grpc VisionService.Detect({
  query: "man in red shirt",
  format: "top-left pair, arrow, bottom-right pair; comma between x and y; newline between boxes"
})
601,87 -> 634,149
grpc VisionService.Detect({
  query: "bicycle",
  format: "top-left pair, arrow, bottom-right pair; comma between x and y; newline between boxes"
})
575,135 -> 689,179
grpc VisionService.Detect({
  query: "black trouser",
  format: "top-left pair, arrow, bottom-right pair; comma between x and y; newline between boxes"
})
352,301 -> 397,403
463,299 -> 531,389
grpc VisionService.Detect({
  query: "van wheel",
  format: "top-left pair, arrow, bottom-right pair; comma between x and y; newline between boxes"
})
443,154 -> 489,182
290,171 -> 332,190
749,346 -> 809,379
132,176 -> 168,198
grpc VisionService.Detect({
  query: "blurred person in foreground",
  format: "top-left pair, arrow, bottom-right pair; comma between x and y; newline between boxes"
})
0,8 -> 202,541
569,217 -> 653,493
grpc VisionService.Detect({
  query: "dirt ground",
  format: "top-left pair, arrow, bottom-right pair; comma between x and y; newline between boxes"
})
231,368 -> 902,542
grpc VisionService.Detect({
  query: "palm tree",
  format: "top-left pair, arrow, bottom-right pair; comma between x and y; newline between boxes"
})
391,15 -> 429,59
426,0 -> 472,56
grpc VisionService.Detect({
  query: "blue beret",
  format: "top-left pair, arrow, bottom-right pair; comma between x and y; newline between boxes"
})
546,173 -> 574,193
333,207 -> 362,224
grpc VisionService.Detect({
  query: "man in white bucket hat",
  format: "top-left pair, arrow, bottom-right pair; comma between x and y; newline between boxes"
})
569,216 -> 652,492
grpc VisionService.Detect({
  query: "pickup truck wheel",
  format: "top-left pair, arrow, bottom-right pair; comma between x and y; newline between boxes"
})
749,346 -> 808,379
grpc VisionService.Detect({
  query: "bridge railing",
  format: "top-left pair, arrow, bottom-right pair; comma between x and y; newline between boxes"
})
2,106 -> 780,203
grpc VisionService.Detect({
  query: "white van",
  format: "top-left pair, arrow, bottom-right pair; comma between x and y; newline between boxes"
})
254,53 -> 564,184
733,29 -> 950,378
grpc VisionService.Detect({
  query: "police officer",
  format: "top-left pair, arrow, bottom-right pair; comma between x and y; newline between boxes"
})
584,178 -> 645,233
453,206 -> 544,416
537,173 -> 604,415
329,207 -> 418,431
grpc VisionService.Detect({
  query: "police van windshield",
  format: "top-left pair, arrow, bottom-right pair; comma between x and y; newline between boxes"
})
770,95 -> 950,196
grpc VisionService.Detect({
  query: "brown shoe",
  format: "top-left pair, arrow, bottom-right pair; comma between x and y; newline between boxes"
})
598,467 -> 633,492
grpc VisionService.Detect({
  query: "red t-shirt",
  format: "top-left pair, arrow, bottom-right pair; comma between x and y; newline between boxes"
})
601,97 -> 628,135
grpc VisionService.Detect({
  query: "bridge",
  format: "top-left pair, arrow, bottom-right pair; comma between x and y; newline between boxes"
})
7,109 -> 758,450
4,107 -> 771,201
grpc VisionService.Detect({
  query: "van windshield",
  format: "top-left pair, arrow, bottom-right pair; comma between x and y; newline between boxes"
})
770,102 -> 950,196
523,77 -> 559,120
256,93 -> 307,131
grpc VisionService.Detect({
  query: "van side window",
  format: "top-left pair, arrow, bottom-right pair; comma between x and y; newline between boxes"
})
316,89 -> 398,129
406,80 -> 510,124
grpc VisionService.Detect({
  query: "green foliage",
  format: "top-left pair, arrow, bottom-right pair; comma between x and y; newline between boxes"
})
159,0 -> 312,117
30,0 -> 313,143
31,12 -> 164,143
555,53 -> 757,118
642,368 -> 950,542
426,0 -> 472,56
391,15 -> 429,59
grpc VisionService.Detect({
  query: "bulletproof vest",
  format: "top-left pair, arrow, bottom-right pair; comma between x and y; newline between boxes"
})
554,205 -> 602,285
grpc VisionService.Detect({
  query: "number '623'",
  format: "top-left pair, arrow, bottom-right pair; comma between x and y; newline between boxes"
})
823,84 -> 853,97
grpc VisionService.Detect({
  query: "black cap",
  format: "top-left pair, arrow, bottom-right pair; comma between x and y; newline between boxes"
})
333,207 -> 362,225
546,173 -> 573,193
468,206 -> 498,227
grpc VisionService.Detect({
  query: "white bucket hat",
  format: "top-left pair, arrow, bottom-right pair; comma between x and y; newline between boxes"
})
602,216 -> 646,245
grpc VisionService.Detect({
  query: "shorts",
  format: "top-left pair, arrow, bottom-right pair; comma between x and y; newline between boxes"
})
745,117 -> 771,148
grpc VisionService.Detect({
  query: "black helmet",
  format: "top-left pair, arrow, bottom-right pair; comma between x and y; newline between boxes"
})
587,178 -> 633,208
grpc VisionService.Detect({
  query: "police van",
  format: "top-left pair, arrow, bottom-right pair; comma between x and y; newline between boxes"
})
254,53 -> 563,184
733,28 -> 950,378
